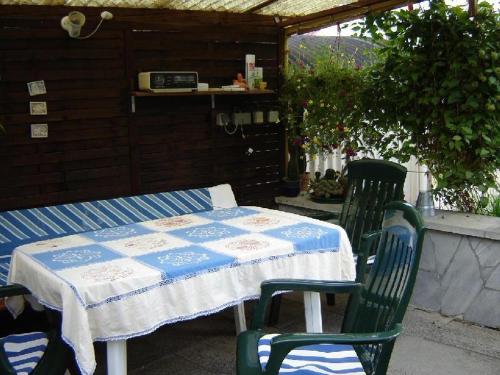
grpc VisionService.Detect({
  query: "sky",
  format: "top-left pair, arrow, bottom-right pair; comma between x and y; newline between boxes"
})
313,0 -> 498,36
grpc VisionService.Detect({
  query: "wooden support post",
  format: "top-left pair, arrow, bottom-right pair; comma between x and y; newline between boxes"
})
468,0 -> 477,17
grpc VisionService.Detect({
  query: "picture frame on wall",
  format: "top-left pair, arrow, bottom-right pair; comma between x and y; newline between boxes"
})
27,80 -> 47,96
29,101 -> 48,115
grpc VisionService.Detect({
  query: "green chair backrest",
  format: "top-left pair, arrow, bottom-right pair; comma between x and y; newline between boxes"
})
342,201 -> 426,374
339,159 -> 407,253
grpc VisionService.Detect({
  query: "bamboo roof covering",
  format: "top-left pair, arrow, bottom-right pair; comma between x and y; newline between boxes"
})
1,0 -> 357,16
1,0 -> 416,34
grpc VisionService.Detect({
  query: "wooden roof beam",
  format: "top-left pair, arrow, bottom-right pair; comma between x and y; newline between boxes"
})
245,0 -> 282,13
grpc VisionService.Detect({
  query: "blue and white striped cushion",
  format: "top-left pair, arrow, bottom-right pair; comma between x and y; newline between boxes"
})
0,255 -> 10,287
1,332 -> 48,375
258,334 -> 366,375
0,188 -> 213,258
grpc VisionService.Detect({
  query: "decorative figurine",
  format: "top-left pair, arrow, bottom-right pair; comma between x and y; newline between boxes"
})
233,73 -> 249,90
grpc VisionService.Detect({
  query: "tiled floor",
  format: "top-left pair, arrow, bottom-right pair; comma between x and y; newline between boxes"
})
87,293 -> 500,374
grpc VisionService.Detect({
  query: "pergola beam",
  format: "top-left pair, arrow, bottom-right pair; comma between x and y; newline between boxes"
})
283,0 -> 422,36
245,0 -> 281,13
468,0 -> 477,17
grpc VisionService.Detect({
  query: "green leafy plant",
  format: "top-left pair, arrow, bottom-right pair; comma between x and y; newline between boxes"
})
309,168 -> 347,199
281,45 -> 369,159
355,1 -> 499,212
490,194 -> 500,217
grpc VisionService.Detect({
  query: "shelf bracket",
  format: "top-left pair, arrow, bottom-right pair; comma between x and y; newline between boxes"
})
131,96 -> 136,113
211,94 -> 215,110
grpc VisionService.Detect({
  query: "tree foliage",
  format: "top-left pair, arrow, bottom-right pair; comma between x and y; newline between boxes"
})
281,46 -> 369,158
356,0 -> 499,211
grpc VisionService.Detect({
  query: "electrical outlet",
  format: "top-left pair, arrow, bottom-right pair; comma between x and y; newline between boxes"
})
233,112 -> 252,125
253,111 -> 264,124
216,113 -> 230,126
31,123 -> 48,138
268,110 -> 280,123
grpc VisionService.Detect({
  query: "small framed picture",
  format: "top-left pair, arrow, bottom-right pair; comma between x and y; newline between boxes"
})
27,80 -> 47,96
30,101 -> 47,116
31,124 -> 48,138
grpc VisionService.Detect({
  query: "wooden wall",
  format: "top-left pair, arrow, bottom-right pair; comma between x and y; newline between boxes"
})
0,6 -> 284,210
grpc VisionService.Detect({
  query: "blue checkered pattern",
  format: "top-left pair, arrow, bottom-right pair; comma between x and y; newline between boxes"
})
0,188 -> 212,286
258,334 -> 366,375
168,222 -> 248,243
263,223 -> 340,252
136,245 -> 235,278
15,207 -> 341,299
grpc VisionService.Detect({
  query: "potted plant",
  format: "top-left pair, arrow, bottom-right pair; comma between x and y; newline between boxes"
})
356,0 -> 499,212
309,168 -> 347,203
281,45 -> 370,161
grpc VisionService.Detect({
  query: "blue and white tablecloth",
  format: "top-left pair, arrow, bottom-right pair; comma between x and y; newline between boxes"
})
8,206 -> 355,375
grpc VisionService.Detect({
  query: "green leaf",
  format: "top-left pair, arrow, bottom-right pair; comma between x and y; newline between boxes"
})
482,133 -> 492,143
479,148 -> 489,157
465,96 -> 479,109
448,89 -> 465,103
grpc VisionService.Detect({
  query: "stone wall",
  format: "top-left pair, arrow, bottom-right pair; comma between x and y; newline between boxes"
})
411,211 -> 500,328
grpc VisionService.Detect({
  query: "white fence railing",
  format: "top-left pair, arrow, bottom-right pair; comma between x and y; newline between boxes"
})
306,152 -> 424,205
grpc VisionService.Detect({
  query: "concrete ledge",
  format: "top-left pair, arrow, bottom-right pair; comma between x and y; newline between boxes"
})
425,210 -> 500,241
275,195 -> 343,213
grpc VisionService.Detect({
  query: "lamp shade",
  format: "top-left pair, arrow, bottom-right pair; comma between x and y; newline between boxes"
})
61,11 -> 86,38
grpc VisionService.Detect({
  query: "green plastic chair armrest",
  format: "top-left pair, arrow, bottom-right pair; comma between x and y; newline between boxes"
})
250,280 -> 362,329
264,324 -> 403,375
0,284 -> 30,298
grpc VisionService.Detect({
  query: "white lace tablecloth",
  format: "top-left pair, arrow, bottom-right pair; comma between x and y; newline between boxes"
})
8,206 -> 355,375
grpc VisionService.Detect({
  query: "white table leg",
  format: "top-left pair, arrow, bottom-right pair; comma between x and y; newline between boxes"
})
304,291 -> 323,333
233,302 -> 247,335
107,340 -> 127,375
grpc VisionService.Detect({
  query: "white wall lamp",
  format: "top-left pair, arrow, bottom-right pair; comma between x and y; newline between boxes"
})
61,11 -> 113,39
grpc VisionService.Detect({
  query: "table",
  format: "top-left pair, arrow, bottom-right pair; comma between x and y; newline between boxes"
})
8,206 -> 355,375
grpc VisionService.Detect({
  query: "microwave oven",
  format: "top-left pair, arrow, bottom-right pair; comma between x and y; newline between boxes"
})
138,71 -> 198,93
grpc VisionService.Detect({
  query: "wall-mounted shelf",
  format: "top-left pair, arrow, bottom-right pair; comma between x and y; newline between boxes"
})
130,89 -> 275,112
130,89 -> 275,97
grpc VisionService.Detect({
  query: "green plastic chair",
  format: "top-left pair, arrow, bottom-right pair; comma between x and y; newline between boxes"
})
323,159 -> 408,305
339,159 -> 407,255
0,285 -> 70,375
237,201 -> 426,375
268,159 -> 407,322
